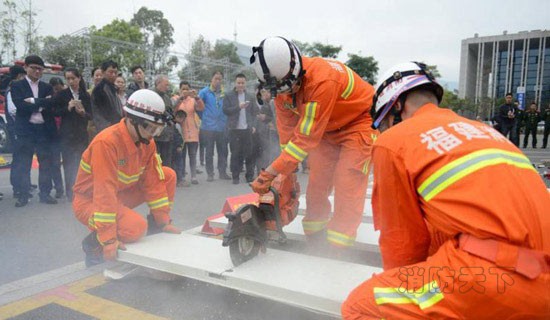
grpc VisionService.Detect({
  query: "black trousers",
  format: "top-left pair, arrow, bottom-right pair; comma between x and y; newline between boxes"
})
202,130 -> 228,176
523,126 -> 538,147
61,142 -> 87,199
229,129 -> 254,180
51,137 -> 64,193
10,124 -> 54,198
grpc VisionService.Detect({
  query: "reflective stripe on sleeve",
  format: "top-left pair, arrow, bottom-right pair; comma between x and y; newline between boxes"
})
155,153 -> 165,180
80,159 -> 91,174
299,102 -> 318,136
284,141 -> 308,162
418,149 -> 535,202
148,197 -> 170,210
341,66 -> 355,99
374,281 -> 444,310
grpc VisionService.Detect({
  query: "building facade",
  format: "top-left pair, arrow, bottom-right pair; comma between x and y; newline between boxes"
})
459,30 -> 550,116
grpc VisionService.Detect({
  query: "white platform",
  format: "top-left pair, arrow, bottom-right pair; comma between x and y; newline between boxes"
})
209,215 -> 380,253
118,233 -> 382,317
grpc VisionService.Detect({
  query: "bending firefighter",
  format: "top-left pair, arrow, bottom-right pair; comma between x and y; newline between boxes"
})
73,89 -> 182,267
342,62 -> 550,319
249,37 -> 376,248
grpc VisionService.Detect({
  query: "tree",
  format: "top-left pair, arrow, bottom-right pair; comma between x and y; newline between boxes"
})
291,40 -> 342,58
41,34 -> 87,68
131,7 -> 176,74
0,0 -> 18,64
419,62 -> 441,79
20,0 -> 41,55
179,36 -> 247,86
91,19 -> 145,73
308,42 -> 342,58
345,53 -> 378,84
440,89 -> 476,118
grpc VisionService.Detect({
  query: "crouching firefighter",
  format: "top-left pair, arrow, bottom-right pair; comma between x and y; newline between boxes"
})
73,89 -> 182,267
342,62 -> 550,319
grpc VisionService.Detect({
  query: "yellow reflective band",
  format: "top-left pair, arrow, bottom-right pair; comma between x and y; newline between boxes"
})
280,144 -> 287,151
302,219 -> 329,233
374,281 -> 444,310
80,160 -> 91,174
155,154 -> 165,180
88,217 -> 95,228
327,229 -> 356,247
117,170 -> 142,184
93,212 -> 116,223
362,159 -> 371,175
148,197 -> 170,210
284,141 -> 308,162
299,102 -> 318,136
341,66 -> 355,99
418,149 -> 535,202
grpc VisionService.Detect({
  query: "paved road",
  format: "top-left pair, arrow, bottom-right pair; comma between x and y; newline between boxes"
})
0,139 -> 548,319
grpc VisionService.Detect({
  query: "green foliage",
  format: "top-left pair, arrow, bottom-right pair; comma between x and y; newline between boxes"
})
291,40 -> 342,58
179,36 -> 248,87
130,7 -> 175,74
0,0 -> 18,64
440,89 -> 476,117
345,53 -> 378,84
418,62 -> 441,79
91,20 -> 145,73
41,35 -> 87,68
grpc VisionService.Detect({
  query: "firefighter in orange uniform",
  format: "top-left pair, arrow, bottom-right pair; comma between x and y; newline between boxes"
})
342,62 -> 550,319
73,89 -> 182,267
249,37 -> 376,248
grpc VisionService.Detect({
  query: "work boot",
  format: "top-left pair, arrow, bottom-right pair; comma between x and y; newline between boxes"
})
147,214 -> 162,235
82,232 -> 103,267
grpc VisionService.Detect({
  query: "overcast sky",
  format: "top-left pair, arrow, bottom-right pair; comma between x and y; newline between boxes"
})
22,0 -> 550,84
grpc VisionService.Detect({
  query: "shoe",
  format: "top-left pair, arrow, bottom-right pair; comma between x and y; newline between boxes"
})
207,175 -> 214,182
30,184 -> 38,190
246,176 -> 254,183
82,232 -> 103,267
14,192 -> 33,199
232,178 -> 239,185
15,196 -> 29,208
219,172 -> 231,180
40,195 -> 58,204
55,190 -> 64,199
191,179 -> 199,185
196,169 -> 203,174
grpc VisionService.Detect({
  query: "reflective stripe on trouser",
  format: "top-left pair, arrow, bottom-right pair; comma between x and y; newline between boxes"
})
73,166 -> 176,243
304,123 -> 373,247
341,240 -> 550,319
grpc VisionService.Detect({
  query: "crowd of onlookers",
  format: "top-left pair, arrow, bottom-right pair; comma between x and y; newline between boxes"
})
491,92 -> 550,149
1,54 -> 289,207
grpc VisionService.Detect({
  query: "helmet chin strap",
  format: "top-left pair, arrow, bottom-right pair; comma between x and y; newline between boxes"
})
131,120 -> 151,145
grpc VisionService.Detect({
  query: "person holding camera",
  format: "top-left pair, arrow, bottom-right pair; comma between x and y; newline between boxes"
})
54,68 -> 92,200
223,73 -> 259,184
173,81 -> 204,186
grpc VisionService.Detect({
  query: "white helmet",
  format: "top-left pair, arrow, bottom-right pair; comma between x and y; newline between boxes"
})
371,62 -> 443,129
250,36 -> 304,95
124,89 -> 167,124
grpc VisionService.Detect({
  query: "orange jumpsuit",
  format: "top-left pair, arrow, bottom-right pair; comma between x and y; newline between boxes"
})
271,57 -> 376,247
73,119 -> 176,244
342,104 -> 550,319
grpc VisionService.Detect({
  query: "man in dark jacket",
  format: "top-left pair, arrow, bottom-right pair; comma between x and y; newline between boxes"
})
497,93 -> 518,144
542,103 -> 550,149
522,102 -> 541,148
125,65 -> 149,97
223,73 -> 258,184
153,75 -> 175,168
91,60 -> 122,133
10,55 -> 57,207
